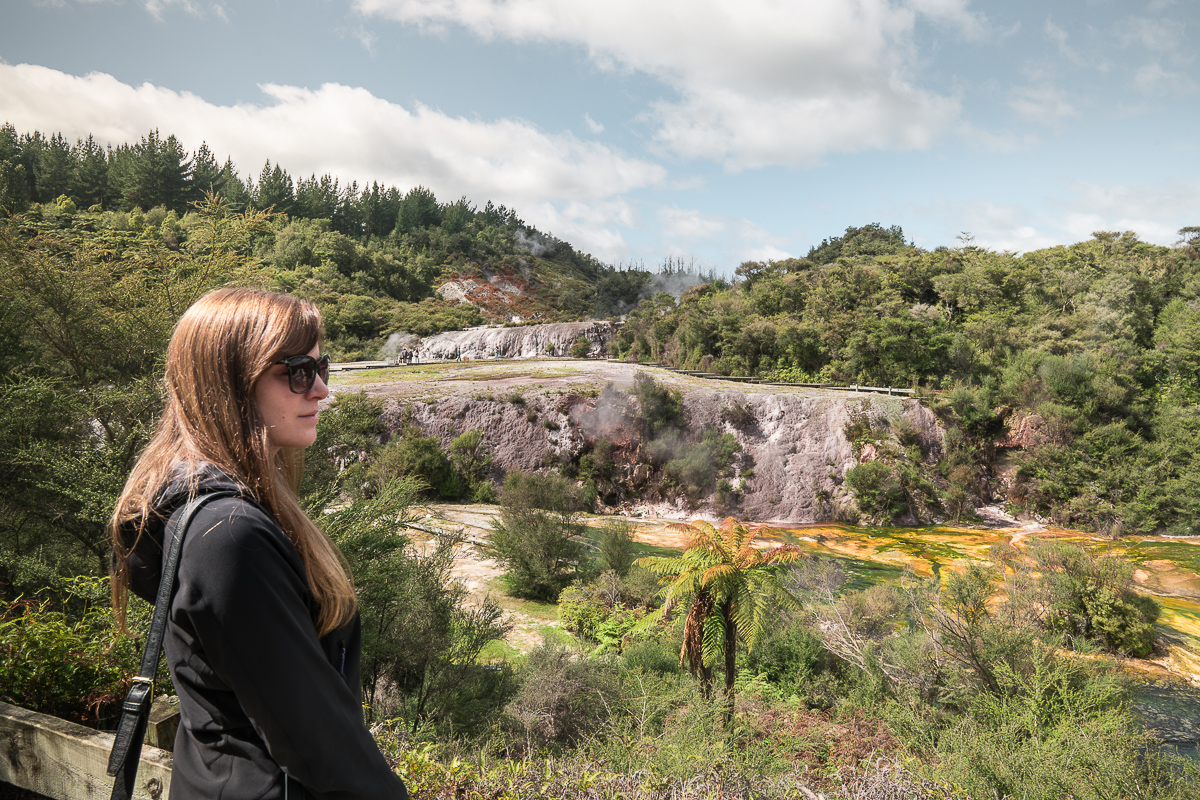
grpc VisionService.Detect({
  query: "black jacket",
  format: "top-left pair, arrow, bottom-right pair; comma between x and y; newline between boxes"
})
120,464 -> 408,800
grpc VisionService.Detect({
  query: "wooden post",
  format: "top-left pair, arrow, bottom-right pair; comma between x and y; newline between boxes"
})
144,698 -> 180,753
0,702 -> 172,800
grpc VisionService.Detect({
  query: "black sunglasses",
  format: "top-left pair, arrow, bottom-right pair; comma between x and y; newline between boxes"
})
274,353 -> 330,394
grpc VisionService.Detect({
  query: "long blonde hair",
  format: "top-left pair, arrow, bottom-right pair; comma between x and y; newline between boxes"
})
111,287 -> 355,635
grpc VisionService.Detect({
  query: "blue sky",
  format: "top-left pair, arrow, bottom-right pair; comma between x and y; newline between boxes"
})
1,0 -> 1196,272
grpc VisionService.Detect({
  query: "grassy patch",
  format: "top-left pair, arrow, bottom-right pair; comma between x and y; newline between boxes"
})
535,625 -> 576,647
477,638 -> 522,662
486,577 -> 561,620
330,364 -> 454,385
1125,540 -> 1200,575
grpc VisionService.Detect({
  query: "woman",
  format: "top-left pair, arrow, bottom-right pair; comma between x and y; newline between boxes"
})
111,288 -> 408,800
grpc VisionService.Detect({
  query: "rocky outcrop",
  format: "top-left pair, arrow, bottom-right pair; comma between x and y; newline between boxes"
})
384,383 -> 944,525
416,321 -> 618,361
682,389 -> 943,523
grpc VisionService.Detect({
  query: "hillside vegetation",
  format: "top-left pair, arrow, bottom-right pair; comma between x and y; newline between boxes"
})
3,125 -> 1199,799
616,223 -> 1200,535
0,123 -> 652,359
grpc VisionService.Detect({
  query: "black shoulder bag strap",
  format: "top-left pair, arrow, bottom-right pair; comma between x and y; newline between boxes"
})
107,490 -> 238,800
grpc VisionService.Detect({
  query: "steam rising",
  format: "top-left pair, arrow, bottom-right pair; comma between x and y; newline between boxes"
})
516,229 -> 555,257
380,332 -> 418,357
569,382 -> 631,441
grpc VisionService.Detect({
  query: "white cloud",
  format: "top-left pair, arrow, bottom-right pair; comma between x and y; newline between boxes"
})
743,244 -> 794,263
144,0 -> 201,20
1119,16 -> 1187,56
55,0 -> 232,21
905,0 -> 987,40
931,177 -> 1200,254
659,207 -> 726,241
1133,62 -> 1198,96
583,113 -> 604,134
1007,83 -> 1078,124
656,206 -> 792,266
1062,179 -> 1200,244
1044,19 -> 1086,67
0,62 -> 665,258
524,198 -> 637,260
353,0 -> 965,169
945,201 -> 1062,253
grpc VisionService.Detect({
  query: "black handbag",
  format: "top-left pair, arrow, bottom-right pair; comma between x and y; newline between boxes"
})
106,491 -> 236,800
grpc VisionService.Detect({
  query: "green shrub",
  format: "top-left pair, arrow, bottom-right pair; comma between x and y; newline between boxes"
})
0,577 -> 144,728
482,471 -> 591,601
503,643 -> 619,754
845,461 -> 908,523
742,620 -> 831,701
326,479 -> 512,730
1030,540 -> 1161,657
364,424 -> 461,500
301,390 -> 386,498
620,637 -> 681,676
558,585 -> 609,642
448,429 -> 495,501
597,518 -> 636,576
720,401 -> 755,429
629,372 -> 683,437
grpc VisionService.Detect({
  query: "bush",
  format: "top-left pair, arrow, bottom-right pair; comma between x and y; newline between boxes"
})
1029,540 -> 1161,656
742,619 -> 834,702
558,584 -> 610,642
845,461 -> 908,524
570,338 -> 591,358
620,637 -> 681,676
482,471 -> 591,601
326,479 -> 512,730
301,390 -> 386,499
503,643 -> 619,754
720,401 -> 755,429
449,429 -> 494,500
364,423 -> 461,500
0,576 -> 145,728
630,372 -> 683,437
900,646 -> 1192,800
597,518 -> 636,576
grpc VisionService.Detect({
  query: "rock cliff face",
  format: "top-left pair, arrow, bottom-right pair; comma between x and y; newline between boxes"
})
386,382 -> 943,524
416,322 -> 618,361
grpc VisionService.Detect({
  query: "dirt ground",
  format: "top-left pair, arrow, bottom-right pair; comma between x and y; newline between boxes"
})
410,503 -> 707,653
328,357 -> 854,403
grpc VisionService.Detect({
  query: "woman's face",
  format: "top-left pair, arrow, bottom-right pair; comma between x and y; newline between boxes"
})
254,344 -> 329,453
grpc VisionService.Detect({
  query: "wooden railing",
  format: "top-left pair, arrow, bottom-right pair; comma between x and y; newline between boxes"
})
1,701 -> 175,800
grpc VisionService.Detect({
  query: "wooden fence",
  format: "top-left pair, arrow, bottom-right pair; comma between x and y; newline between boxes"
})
1,701 -> 176,800
631,362 -> 916,395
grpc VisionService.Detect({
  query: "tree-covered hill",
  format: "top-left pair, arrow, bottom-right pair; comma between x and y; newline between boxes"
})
6,121 -> 1200,541
614,223 -> 1200,535
0,123 -> 653,359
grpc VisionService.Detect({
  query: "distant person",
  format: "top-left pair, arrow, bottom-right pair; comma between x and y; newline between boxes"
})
110,288 -> 408,800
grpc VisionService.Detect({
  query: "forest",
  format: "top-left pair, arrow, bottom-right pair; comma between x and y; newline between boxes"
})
2,124 -> 1199,799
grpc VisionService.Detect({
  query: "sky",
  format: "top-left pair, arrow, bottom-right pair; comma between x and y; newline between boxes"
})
1,0 -> 1197,272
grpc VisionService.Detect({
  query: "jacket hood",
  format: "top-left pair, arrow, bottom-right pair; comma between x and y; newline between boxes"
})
119,461 -> 251,604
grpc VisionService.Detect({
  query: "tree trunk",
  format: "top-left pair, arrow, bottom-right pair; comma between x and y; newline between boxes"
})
722,600 -> 736,726
699,664 -> 714,699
